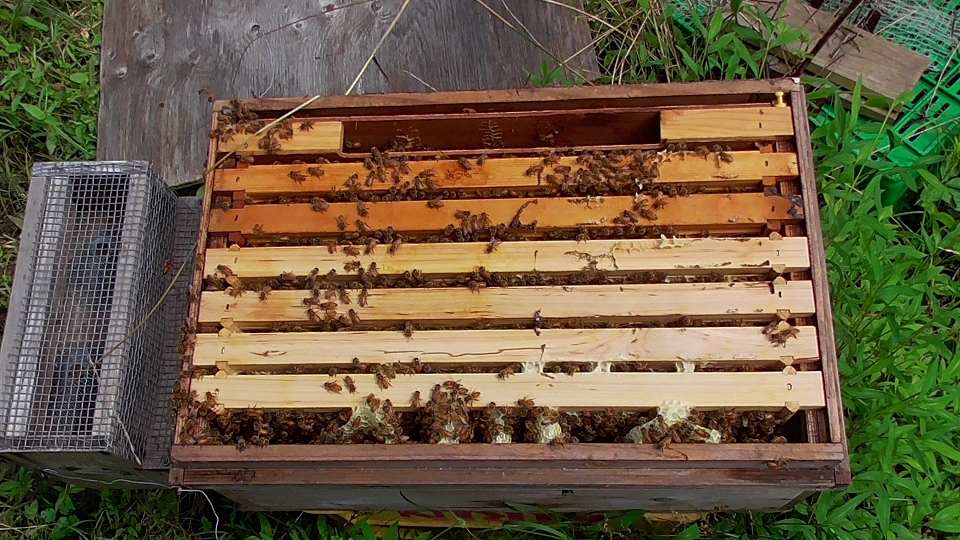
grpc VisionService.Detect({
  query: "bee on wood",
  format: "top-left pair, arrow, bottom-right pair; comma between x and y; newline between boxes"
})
311,197 -> 330,213
324,240 -> 338,254
652,197 -> 667,210
389,236 -> 402,255
640,208 -> 659,221
553,165 -> 571,174
343,174 -> 361,192
410,390 -> 424,408
375,372 -> 392,389
323,381 -> 343,394
319,301 -> 338,310
403,321 -> 415,338
343,376 -> 357,394
252,224 -> 264,238
694,145 -> 710,160
356,201 -> 369,217
162,259 -> 174,275
257,285 -> 272,301
356,220 -> 372,233
517,396 -> 535,408
468,281 -> 482,293
339,288 -> 351,305
719,145 -> 735,164
307,166 -> 324,178
299,119 -> 316,131
497,366 -> 515,380
358,288 -> 369,307
336,215 -> 347,231
344,261 -> 361,272
348,309 -> 361,325
524,163 -> 544,177
542,152 -> 560,166
458,157 -> 473,170
566,364 -> 579,376
427,196 -> 444,209
465,390 -> 481,404
364,239 -> 378,255
477,154 -> 487,166
485,238 -> 502,254
343,245 -> 361,257
289,170 -> 308,183
365,394 -> 381,411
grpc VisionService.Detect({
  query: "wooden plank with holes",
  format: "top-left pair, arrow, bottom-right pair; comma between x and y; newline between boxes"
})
193,327 -> 820,372
204,237 -> 811,279
198,281 -> 816,327
193,371 -> 825,411
219,121 -> 344,155
208,192 -> 803,236
661,106 -> 794,141
214,152 -> 800,197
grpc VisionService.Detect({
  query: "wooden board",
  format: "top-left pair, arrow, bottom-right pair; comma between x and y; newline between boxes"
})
215,151 -> 801,197
204,237 -> 811,278
97,0 -> 599,186
208,192 -> 803,236
193,371 -> 825,411
661,106 -> 794,141
194,327 -> 820,371
171,442 -> 846,470
198,281 -> 817,327
745,0 -> 929,107
219,121 -> 343,154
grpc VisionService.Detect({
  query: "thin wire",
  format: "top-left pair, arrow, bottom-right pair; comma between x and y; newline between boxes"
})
345,0 -> 414,95
40,470 -> 221,539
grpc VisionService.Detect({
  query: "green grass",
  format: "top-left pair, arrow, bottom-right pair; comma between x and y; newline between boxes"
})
1,0 -> 960,538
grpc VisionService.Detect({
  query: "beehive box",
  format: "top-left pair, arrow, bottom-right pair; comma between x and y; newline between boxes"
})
170,79 -> 849,512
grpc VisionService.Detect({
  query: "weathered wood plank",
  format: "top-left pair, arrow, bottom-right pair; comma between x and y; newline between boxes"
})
214,152 -> 800,197
745,0 -> 928,107
98,0 -> 599,186
219,121 -> 343,155
192,371 -> 826,411
193,326 -> 820,371
198,281 -> 817,327
661,107 -> 794,141
207,193 -> 803,236
171,442 -> 846,470
204,237 -> 811,278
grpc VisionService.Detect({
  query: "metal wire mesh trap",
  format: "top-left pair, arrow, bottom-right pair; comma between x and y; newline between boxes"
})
0,162 -> 181,484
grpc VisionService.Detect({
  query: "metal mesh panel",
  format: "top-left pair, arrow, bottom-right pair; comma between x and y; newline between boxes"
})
142,197 -> 202,470
0,162 -> 176,467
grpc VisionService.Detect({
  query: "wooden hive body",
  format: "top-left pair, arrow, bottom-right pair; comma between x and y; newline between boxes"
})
171,79 -> 848,512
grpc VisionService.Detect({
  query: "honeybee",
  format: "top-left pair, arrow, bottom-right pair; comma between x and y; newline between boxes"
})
311,197 -> 330,213
323,381 -> 343,394
524,164 -> 544,177
365,239 -> 378,255
345,141 -> 362,150
339,289 -> 351,305
162,259 -> 174,275
427,196 -> 445,209
365,394 -> 381,411
485,238 -> 502,254
355,220 -> 372,233
389,236 -> 402,255
299,119 -> 316,131
403,321 -> 415,338
307,166 -> 324,178
257,285 -> 272,301
517,397 -> 535,408
324,240 -> 338,254
343,376 -> 357,394
289,170 -> 307,183
336,216 -> 347,231
252,224 -> 264,238
497,366 -> 515,380
410,391 -> 423,408
348,309 -> 361,325
553,165 -> 571,174
356,202 -> 369,217
343,246 -> 361,257
458,157 -> 473,170
319,301 -> 338,310
358,289 -> 369,307
477,154 -> 487,166
694,145 -> 710,160
344,261 -> 361,272
375,372 -> 392,389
